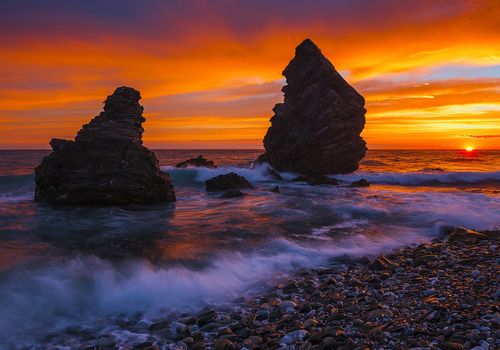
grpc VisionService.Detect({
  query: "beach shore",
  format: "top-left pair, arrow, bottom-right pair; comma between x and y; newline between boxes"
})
41,229 -> 498,350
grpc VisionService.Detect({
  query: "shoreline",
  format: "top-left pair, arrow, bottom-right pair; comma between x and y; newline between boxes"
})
31,228 -> 499,350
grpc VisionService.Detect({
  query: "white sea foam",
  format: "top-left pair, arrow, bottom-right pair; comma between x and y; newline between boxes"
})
163,165 -> 500,187
336,170 -> 500,185
162,163 -> 296,184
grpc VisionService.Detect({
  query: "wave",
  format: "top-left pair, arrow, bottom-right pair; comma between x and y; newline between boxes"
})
0,174 -> 34,203
332,191 -> 500,231
162,163 -> 291,186
163,164 -> 500,187
0,174 -> 33,187
336,170 -> 500,186
0,230 -> 430,347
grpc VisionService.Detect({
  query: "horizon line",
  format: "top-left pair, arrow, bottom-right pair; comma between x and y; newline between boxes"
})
1,148 -> 499,151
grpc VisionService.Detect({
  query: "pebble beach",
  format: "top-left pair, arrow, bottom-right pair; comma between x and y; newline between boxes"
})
36,228 -> 499,350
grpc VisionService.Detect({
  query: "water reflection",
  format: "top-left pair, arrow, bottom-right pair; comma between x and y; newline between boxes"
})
32,203 -> 176,262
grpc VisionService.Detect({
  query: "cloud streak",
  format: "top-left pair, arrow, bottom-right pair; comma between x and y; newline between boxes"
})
460,134 -> 500,139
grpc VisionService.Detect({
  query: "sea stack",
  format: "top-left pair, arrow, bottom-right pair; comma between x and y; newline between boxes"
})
35,87 -> 175,204
257,39 -> 367,175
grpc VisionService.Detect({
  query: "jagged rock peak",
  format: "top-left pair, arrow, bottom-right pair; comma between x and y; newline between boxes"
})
295,38 -> 321,54
102,86 -> 142,114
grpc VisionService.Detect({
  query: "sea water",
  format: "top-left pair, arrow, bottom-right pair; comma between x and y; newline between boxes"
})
0,149 -> 498,348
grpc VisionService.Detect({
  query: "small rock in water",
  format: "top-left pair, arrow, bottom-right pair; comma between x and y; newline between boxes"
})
271,186 -> 281,193
292,175 -> 338,186
196,309 -> 216,327
175,155 -> 216,168
206,172 -> 253,191
349,178 -> 370,187
177,315 -> 196,325
148,320 -> 169,331
219,190 -> 244,199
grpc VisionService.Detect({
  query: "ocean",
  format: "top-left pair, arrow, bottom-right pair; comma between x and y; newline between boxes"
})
0,149 -> 499,348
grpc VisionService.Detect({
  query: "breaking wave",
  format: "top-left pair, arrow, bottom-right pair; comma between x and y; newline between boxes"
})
336,170 -> 500,186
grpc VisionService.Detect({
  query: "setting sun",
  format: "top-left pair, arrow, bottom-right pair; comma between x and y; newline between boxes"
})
465,146 -> 475,152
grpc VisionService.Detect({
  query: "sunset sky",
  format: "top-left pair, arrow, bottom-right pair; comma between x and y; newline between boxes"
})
0,0 -> 499,149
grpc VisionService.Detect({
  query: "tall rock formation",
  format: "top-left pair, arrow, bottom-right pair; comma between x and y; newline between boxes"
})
258,39 -> 367,175
35,87 -> 175,204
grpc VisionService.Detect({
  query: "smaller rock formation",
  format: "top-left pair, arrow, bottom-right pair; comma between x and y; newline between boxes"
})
292,175 -> 338,186
219,190 -> 244,199
349,179 -> 370,187
35,87 -> 175,204
257,38 -> 367,175
205,173 -> 253,191
175,155 -> 216,168
271,186 -> 281,193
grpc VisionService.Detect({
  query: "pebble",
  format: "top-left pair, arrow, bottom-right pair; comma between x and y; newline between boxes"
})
279,301 -> 297,309
243,335 -> 262,348
281,330 -> 309,345
255,309 -> 270,321
215,339 -> 233,350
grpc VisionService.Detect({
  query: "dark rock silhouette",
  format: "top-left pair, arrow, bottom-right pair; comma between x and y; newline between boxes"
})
292,175 -> 339,186
35,87 -> 175,204
258,38 -> 367,175
175,155 -> 216,168
349,179 -> 370,187
271,186 -> 281,193
219,190 -> 244,199
205,172 -> 253,191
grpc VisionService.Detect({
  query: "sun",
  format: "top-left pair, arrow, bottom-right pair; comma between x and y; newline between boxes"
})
465,146 -> 474,152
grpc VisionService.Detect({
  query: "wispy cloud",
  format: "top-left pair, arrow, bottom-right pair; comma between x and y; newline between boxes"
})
459,134 -> 500,139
